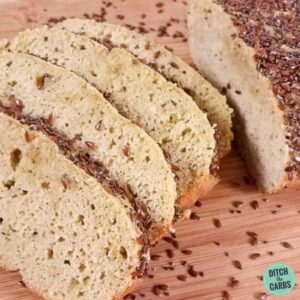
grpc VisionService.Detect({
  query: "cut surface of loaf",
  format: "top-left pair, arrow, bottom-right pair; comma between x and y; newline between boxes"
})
0,112 -> 147,300
58,18 -> 233,158
188,0 -> 300,193
9,26 -> 219,208
0,52 -> 177,242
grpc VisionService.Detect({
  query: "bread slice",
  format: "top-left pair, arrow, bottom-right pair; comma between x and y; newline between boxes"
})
0,112 -> 148,300
9,26 -> 219,209
57,18 -> 233,158
0,52 -> 177,243
187,0 -> 300,193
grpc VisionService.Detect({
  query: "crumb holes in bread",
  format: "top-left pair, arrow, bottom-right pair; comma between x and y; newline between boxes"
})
119,246 -> 128,259
10,148 -> 22,171
77,215 -> 84,225
47,248 -> 54,260
83,276 -> 90,284
41,182 -> 50,189
90,204 -> 95,210
2,179 -> 15,190
64,260 -> 71,265
90,70 -> 97,77
0,218 -> 3,225
79,263 -> 86,272
78,291 -> 84,297
58,237 -> 65,242
169,114 -> 177,123
70,278 -> 79,288
182,128 -> 191,136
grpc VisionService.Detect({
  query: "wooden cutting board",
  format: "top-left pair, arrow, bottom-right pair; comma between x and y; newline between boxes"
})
0,0 -> 299,299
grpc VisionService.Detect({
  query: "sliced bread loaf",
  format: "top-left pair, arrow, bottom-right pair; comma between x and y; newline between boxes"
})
58,18 -> 233,157
0,52 -> 176,242
188,0 -> 300,193
9,26 -> 219,209
0,112 -> 148,300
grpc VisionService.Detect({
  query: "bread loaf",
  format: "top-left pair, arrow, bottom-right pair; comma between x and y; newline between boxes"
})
0,112 -> 148,300
9,26 -> 219,209
188,0 -> 300,193
0,52 -> 177,242
58,19 -> 233,157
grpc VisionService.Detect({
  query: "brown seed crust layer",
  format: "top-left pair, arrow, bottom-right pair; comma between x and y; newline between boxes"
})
216,0 -> 300,180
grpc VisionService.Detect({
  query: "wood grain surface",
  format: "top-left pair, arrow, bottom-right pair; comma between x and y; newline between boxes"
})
0,1 -> 299,299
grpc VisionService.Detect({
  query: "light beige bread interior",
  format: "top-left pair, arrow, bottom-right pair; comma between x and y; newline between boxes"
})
0,52 -> 177,242
187,0 -> 298,193
9,26 -> 219,209
0,112 -> 148,300
58,18 -> 233,158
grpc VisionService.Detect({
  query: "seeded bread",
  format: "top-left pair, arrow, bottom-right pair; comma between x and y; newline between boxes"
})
187,0 -> 300,193
9,26 -> 219,208
0,52 -> 177,243
58,19 -> 233,157
0,112 -> 148,300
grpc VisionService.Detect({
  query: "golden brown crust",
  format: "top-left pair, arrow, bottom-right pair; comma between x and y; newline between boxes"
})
179,175 -> 220,209
148,224 -> 170,244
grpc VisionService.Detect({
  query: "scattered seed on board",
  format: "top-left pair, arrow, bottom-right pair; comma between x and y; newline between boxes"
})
247,230 -> 258,237
190,212 -> 201,220
258,293 -> 268,300
250,200 -> 259,210
18,280 -> 27,287
195,200 -> 202,207
281,242 -> 293,249
249,253 -> 261,260
232,260 -> 242,270
228,277 -> 239,289
150,254 -> 161,261
172,240 -> 180,250
124,294 -> 136,300
232,201 -> 244,208
213,218 -> 222,228
181,249 -> 192,255
177,275 -> 187,281
222,290 -> 230,300
166,249 -> 175,259
188,268 -> 198,277
152,285 -> 162,296
163,236 -> 174,244
198,271 -> 204,277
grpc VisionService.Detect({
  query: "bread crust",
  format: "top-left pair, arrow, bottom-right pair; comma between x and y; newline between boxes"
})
180,175 -> 220,209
